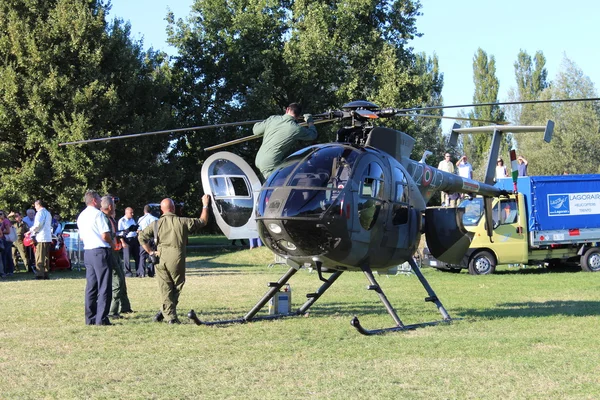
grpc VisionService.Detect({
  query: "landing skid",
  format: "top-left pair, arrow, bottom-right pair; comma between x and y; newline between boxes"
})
350,258 -> 453,335
188,265 -> 343,326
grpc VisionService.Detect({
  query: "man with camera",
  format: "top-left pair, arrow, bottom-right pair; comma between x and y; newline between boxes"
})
139,195 -> 211,324
118,207 -> 140,277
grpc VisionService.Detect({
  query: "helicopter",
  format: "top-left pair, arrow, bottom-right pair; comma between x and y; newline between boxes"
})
60,98 -> 590,335
192,100 -> 558,334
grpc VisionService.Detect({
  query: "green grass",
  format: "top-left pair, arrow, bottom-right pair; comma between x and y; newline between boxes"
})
1,243 -> 600,399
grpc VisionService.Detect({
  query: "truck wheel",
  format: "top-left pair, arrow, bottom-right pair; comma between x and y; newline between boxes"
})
468,251 -> 496,275
581,247 -> 600,272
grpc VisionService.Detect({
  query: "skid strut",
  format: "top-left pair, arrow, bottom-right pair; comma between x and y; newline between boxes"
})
188,266 -> 343,326
351,258 -> 452,335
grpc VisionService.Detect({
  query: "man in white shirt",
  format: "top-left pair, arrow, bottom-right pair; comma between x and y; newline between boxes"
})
118,207 -> 140,277
437,153 -> 455,206
77,190 -> 113,326
456,155 -> 473,179
137,205 -> 158,277
29,200 -> 53,280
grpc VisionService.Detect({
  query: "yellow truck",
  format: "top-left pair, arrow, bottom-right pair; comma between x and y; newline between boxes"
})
422,175 -> 600,274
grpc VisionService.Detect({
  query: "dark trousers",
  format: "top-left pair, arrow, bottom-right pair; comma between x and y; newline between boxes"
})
2,239 -> 15,275
84,248 -> 112,325
139,240 -> 155,277
122,237 -> 140,276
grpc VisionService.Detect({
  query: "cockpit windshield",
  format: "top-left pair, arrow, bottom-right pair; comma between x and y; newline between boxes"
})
460,197 -> 484,226
258,145 -> 360,218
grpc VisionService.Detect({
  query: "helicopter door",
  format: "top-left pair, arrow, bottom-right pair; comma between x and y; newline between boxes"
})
201,152 -> 263,239
351,156 -> 387,243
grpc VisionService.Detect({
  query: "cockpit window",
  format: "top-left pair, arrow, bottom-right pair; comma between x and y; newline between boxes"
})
257,145 -> 360,219
287,146 -> 359,188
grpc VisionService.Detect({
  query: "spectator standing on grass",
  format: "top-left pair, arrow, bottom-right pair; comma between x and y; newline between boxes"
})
11,212 -> 31,272
119,207 -> 140,277
0,211 -> 15,276
77,190 -> 112,326
22,208 -> 35,269
28,200 -> 52,280
137,205 -> 158,277
139,196 -> 210,324
100,196 -> 133,319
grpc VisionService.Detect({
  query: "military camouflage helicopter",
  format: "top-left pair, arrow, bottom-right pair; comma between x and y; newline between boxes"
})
60,98 -> 592,334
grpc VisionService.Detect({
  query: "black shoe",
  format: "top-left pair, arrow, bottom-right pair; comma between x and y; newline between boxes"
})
168,318 -> 181,325
108,314 -> 122,319
100,319 -> 112,326
121,309 -> 135,314
35,276 -> 44,280
153,311 -> 164,323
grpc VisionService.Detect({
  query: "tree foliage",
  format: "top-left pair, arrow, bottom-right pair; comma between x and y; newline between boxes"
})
165,0 -> 445,210
514,57 -> 600,175
0,0 -> 175,218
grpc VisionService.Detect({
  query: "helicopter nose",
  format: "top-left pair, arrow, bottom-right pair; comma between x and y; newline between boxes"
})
258,219 -> 334,256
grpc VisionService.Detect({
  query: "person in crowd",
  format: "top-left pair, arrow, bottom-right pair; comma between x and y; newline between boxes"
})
0,210 -> 15,276
139,195 -> 211,324
100,196 -> 133,319
52,214 -> 63,235
253,103 -> 317,180
77,190 -> 112,326
137,205 -> 158,277
517,156 -> 528,176
11,212 -> 31,272
23,208 -> 35,228
495,158 -> 508,181
437,152 -> 455,206
28,200 -> 53,280
22,208 -> 35,268
249,237 -> 262,249
456,155 -> 473,179
118,207 -> 140,277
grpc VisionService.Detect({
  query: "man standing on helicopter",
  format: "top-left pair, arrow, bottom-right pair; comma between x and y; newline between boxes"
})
253,103 -> 317,180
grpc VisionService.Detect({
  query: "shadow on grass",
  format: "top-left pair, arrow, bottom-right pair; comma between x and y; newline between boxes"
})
458,300 -> 600,319
0,269 -> 87,282
493,266 -> 581,275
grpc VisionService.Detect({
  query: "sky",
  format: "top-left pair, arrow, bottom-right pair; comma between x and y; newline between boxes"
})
109,0 -> 600,132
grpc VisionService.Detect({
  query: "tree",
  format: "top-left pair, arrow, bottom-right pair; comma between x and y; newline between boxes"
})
509,49 -> 549,125
0,0 -> 175,218
513,57 -> 600,175
166,0 -> 445,212
463,48 -> 505,178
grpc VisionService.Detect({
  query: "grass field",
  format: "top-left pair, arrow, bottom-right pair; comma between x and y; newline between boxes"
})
1,239 -> 600,399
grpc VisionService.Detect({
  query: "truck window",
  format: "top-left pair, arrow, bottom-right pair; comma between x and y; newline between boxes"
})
499,200 -> 518,225
460,197 -> 484,226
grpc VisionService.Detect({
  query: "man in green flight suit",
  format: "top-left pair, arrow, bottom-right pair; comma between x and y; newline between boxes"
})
253,102 -> 318,180
100,196 -> 133,318
139,195 -> 211,324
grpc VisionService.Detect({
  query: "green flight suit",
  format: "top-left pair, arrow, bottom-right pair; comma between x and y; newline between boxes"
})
138,212 -> 206,321
12,221 -> 30,271
253,114 -> 318,179
104,214 -> 132,315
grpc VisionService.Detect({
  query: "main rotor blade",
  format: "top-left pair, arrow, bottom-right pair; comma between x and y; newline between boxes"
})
395,97 -> 600,113
203,118 -> 334,152
58,119 -> 263,146
395,113 -> 509,125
